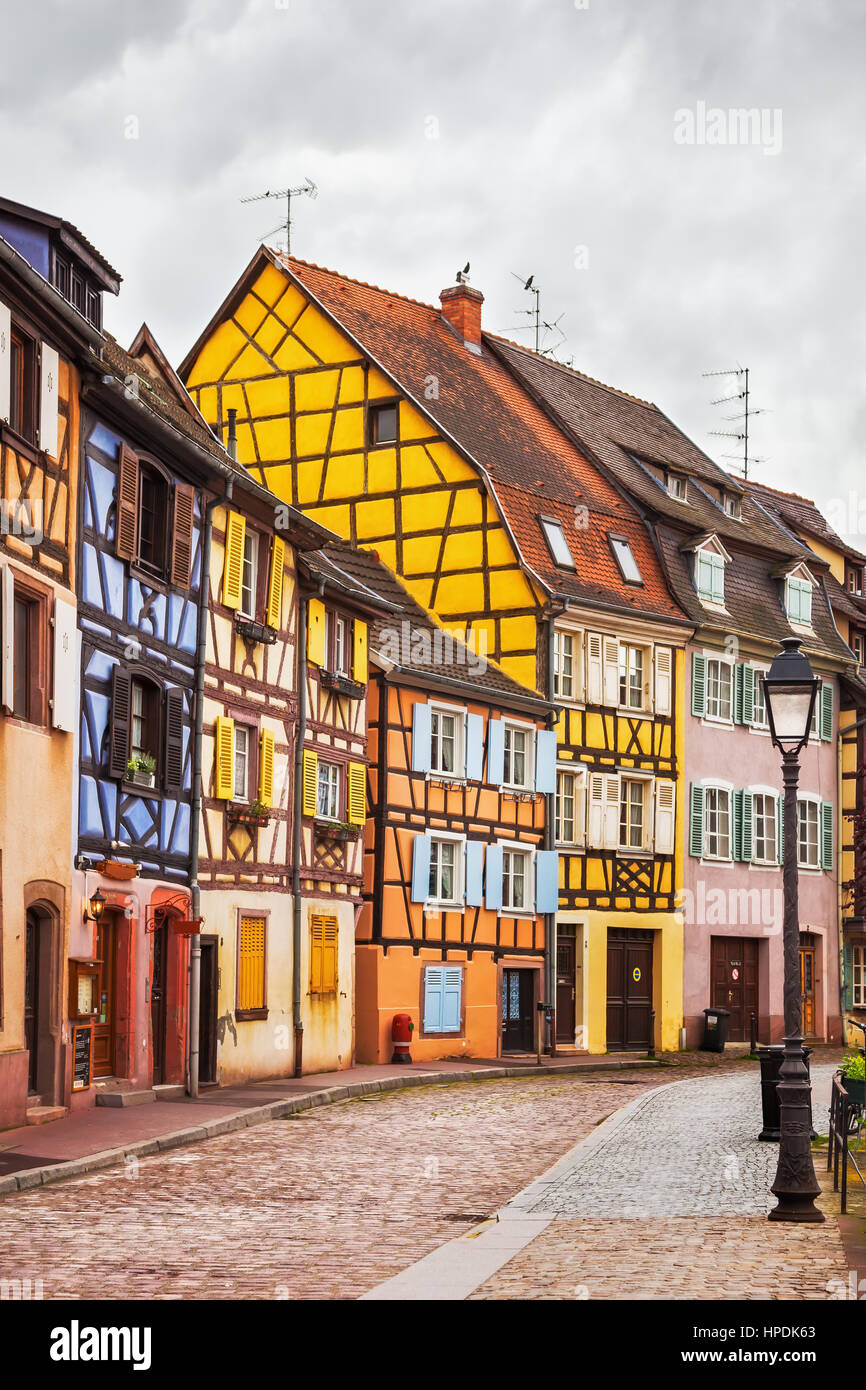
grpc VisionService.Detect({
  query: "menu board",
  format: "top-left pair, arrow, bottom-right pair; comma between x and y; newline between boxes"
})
72,1023 -> 93,1092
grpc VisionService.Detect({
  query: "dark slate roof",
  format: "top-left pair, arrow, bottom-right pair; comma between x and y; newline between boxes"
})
307,542 -> 553,709
0,195 -> 121,289
743,479 -> 866,566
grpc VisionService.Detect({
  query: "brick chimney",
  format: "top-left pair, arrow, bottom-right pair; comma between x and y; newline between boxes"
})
440,281 -> 484,352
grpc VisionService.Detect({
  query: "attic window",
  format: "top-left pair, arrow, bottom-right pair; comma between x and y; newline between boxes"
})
786,574 -> 813,626
609,535 -> 643,585
723,493 -> 742,519
368,402 -> 398,446
696,550 -> 725,605
847,567 -> 863,596
667,473 -> 687,501
540,517 -> 575,570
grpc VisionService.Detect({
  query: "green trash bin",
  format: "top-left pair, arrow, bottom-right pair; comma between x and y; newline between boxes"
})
701,1006 -> 730,1053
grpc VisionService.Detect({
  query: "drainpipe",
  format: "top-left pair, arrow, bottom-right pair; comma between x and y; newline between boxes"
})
292,576 -> 325,1076
187,409 -> 236,1097
544,611 -> 561,1055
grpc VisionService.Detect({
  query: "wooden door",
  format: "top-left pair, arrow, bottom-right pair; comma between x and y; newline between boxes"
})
710,937 -> 759,1042
501,969 -> 534,1051
24,911 -> 39,1094
556,931 -> 576,1043
151,923 -> 167,1085
93,916 -> 116,1078
800,943 -> 816,1037
198,937 -> 218,1085
606,929 -> 653,1051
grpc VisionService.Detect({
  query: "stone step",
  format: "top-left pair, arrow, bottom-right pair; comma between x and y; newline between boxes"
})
152,1084 -> 185,1101
95,1088 -> 156,1108
25,1105 -> 68,1125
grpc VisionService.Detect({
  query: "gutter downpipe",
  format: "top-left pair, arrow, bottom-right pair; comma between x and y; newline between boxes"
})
545,607 -> 564,1056
187,408 -> 236,1097
293,575 -> 325,1076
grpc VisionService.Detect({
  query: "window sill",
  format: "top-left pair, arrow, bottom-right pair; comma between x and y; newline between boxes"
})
321,670 -> 365,699
0,421 -> 41,463
235,615 -> 277,645
420,1029 -> 464,1039
497,909 -> 537,920
129,563 -> 169,591
618,848 -> 653,859
423,901 -> 465,913
314,819 -> 360,841
502,784 -> 537,797
702,715 -> 734,727
556,842 -> 585,853
427,773 -> 467,786
235,1008 -> 268,1022
121,778 -> 166,799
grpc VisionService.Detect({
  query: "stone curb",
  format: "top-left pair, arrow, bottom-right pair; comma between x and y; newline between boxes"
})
0,1056 -> 662,1200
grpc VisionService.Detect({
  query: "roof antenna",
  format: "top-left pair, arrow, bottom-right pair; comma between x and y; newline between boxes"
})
703,365 -> 767,480
240,177 -> 318,256
508,272 -> 567,358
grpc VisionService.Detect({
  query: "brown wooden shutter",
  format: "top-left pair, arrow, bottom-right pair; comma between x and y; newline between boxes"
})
109,666 -> 132,777
170,483 -> 195,589
116,445 -> 139,562
163,687 -> 185,793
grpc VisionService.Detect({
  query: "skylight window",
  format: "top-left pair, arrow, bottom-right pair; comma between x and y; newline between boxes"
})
609,535 -> 643,585
540,516 -> 575,570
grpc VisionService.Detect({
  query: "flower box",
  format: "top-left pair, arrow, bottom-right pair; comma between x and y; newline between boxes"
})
130,769 -> 155,789
227,803 -> 271,829
235,616 -> 277,645
314,819 -> 360,842
320,671 -> 365,699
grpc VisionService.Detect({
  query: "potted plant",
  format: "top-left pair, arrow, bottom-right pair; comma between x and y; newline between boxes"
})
126,752 -> 156,789
314,819 -> 360,842
840,1052 -> 866,1106
228,797 -> 271,828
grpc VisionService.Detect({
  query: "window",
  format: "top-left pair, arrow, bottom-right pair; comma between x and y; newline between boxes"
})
237,913 -> 266,1015
609,535 -> 643,584
502,846 -> 532,912
422,965 -> 463,1034
706,658 -> 733,721
369,402 -> 398,445
540,516 -> 575,569
752,670 -> 768,729
553,630 -> 576,700
618,644 -> 646,709
130,677 -> 159,763
429,836 -> 460,904
853,633 -> 865,665
431,706 -> 463,776
503,722 -> 532,789
233,724 -> 251,802
848,568 -> 863,596
853,945 -> 865,1009
11,591 -> 47,723
696,550 -> 725,605
786,575 -> 813,625
115,448 -> 193,588
310,916 -> 338,995
8,326 -> 36,443
316,761 -> 340,820
798,799 -> 819,869
667,473 -> 687,501
556,768 -> 583,846
619,778 -> 646,851
137,462 -> 169,576
240,531 -> 258,619
723,493 -> 741,519
704,786 -> 731,859
753,793 -> 777,864
325,610 -> 349,674
52,256 -> 70,299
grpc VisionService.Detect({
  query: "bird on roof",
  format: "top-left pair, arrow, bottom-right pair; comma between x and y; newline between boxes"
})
456,262 -> 470,284
524,274 -> 534,291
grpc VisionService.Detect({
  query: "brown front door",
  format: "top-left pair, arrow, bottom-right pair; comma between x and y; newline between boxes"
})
800,940 -> 816,1037
606,929 -> 653,1051
556,931 -> 576,1043
24,911 -> 39,1094
502,969 -> 534,1051
151,923 -> 167,1085
198,936 -> 218,1085
93,916 -> 117,1078
711,937 -> 759,1042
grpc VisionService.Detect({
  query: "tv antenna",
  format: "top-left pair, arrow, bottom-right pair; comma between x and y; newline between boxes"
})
508,271 -> 567,357
240,178 -> 318,256
703,365 -> 767,479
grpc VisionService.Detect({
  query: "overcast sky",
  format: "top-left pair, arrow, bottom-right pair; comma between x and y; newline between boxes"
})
3,0 -> 864,541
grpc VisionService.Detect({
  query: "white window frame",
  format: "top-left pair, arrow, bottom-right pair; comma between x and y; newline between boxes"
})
705,656 -> 733,723
853,944 -> 865,1009
233,723 -> 252,803
751,789 -> 778,865
618,642 -> 651,712
540,516 -> 575,569
667,472 -> 688,501
751,666 -> 769,731
553,628 -> 581,703
429,701 -> 466,780
797,795 -> 821,870
316,760 -> 341,821
723,493 -> 741,519
852,632 -> 865,665
619,775 -> 651,854
703,782 -> 732,861
503,717 -> 535,791
556,764 -> 586,849
498,840 -> 535,917
427,830 -> 466,908
609,535 -> 643,585
240,530 -> 258,620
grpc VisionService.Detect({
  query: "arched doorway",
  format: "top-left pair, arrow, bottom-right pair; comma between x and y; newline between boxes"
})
23,902 -> 61,1103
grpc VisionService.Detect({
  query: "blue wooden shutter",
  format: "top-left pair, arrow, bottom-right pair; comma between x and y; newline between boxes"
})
487,717 -> 505,785
441,968 -> 463,1031
465,840 -> 484,906
732,789 -> 744,860
691,654 -> 707,718
411,701 -> 432,773
689,783 -> 704,858
485,842 -> 503,910
411,833 -> 431,902
465,712 -> 483,780
820,682 -> 834,741
423,967 -> 444,1031
820,801 -> 834,870
535,849 -> 559,913
534,729 -> 557,794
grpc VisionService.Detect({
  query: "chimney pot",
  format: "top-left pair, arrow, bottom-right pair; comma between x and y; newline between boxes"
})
440,282 -> 484,350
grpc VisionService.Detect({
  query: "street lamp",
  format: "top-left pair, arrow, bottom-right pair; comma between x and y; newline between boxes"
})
762,637 -> 824,1223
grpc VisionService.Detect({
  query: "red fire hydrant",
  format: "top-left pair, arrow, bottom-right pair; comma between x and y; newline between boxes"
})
390,1013 -> 414,1064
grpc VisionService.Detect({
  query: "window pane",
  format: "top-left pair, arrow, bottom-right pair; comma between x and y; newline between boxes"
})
234,726 -> 249,800
13,597 -> 29,719
541,518 -> 575,569
610,536 -> 642,584
241,534 -> 256,616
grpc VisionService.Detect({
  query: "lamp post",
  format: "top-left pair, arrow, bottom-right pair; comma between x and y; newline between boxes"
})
762,637 -> 824,1223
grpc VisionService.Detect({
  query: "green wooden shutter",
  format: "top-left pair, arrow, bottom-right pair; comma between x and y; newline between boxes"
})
820,682 -> 834,741
742,666 -> 755,725
689,783 -> 704,857
732,788 -> 743,859
820,801 -> 834,870
843,943 -> 854,1012
691,654 -> 707,718
733,664 -> 744,724
741,791 -> 754,863
777,795 -> 784,864
711,554 -> 725,603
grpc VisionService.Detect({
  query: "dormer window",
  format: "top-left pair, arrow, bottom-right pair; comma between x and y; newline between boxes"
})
540,516 -> 575,570
696,550 -> 725,605
51,250 -> 102,329
847,567 -> 863,596
785,572 -> 813,626
609,535 -> 642,585
667,473 -> 687,501
723,493 -> 742,519
852,632 -> 864,664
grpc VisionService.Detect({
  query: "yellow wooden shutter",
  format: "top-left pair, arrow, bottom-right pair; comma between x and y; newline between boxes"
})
307,596 -> 326,665
310,916 -> 337,995
258,728 -> 274,807
347,761 -> 366,826
214,715 -> 235,800
238,914 -> 266,1011
353,619 -> 368,683
302,748 -> 318,817
265,536 -> 285,629
222,511 -> 245,610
